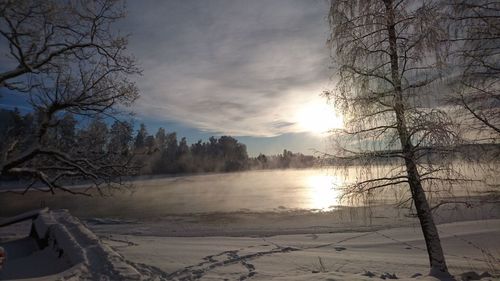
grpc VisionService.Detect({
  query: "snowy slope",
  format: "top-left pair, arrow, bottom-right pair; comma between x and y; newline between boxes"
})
0,209 -> 141,280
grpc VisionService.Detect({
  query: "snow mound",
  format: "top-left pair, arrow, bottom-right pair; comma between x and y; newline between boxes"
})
1,209 -> 142,280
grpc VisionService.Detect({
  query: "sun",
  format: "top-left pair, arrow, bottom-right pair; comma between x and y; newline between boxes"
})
296,101 -> 343,134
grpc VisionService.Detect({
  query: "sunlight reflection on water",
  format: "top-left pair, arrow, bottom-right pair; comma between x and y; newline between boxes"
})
305,174 -> 343,211
1,164 -> 493,219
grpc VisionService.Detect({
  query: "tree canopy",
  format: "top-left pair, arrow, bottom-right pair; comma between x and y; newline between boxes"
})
0,0 -> 140,195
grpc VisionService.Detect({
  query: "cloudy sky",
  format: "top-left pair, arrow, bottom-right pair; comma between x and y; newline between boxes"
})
0,0 -> 336,156
120,0 -> 335,155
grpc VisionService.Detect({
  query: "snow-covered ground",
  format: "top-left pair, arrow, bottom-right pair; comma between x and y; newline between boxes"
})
1,210 -> 499,280
0,209 -> 140,280
97,219 -> 500,281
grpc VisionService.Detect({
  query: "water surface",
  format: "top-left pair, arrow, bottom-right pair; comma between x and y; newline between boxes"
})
0,167 -> 494,220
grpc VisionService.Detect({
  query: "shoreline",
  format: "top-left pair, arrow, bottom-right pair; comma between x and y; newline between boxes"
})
2,195 -> 498,238
85,201 -> 499,238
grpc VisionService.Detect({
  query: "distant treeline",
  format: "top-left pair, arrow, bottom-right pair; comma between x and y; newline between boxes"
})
0,109 -> 318,176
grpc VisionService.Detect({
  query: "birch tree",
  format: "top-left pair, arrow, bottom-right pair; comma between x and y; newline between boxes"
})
0,0 -> 140,195
328,0 -> 456,277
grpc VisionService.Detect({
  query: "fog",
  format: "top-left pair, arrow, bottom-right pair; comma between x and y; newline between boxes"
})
1,166 -> 493,220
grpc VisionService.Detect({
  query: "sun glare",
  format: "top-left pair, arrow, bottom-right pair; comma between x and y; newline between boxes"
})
306,174 -> 342,211
296,102 -> 343,134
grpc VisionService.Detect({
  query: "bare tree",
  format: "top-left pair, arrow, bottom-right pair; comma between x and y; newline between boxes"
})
447,0 -> 500,141
0,0 -> 140,195
327,0 -> 459,277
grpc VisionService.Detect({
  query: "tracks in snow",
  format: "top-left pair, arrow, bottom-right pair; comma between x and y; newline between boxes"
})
113,232 -> 373,281
158,245 -> 299,280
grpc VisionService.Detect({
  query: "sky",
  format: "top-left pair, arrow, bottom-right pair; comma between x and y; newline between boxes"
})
0,0 -> 337,156
120,0 -> 336,155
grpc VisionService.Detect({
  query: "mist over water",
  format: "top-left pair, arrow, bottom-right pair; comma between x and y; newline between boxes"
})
1,169 -> 341,218
1,165 -> 495,221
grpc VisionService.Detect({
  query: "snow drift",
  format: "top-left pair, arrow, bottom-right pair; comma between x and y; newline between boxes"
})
0,209 -> 141,280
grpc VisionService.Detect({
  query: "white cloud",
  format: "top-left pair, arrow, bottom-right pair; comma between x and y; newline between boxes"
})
124,0 -> 332,137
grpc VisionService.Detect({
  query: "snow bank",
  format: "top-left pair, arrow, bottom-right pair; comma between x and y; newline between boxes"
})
0,209 -> 142,280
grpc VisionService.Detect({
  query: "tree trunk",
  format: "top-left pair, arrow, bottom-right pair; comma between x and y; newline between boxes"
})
383,0 -> 451,277
403,151 -> 450,278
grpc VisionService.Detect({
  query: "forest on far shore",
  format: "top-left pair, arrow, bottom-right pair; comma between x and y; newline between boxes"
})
0,108 -> 318,178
